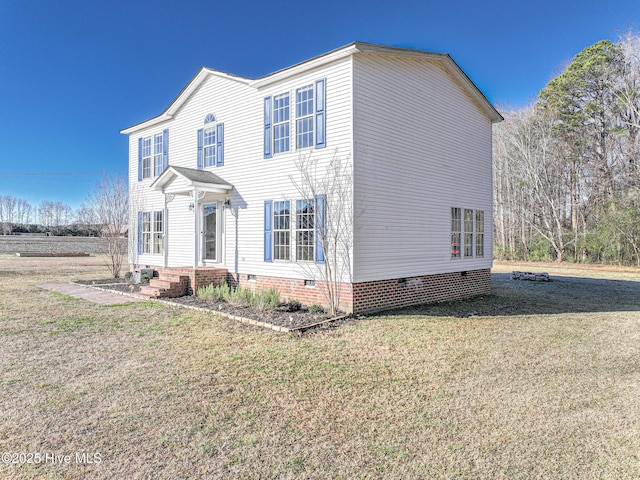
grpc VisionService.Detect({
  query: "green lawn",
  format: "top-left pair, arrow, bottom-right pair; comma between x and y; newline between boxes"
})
1,256 -> 639,479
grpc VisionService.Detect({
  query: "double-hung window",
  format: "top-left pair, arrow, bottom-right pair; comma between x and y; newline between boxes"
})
273,93 -> 290,154
197,116 -> 224,169
464,209 -> 474,258
273,201 -> 290,261
153,134 -> 164,176
296,199 -> 315,261
141,212 -> 152,254
264,78 -> 326,157
475,211 -> 485,257
138,130 -> 168,181
203,127 -> 216,167
296,85 -> 314,149
451,208 -> 461,258
142,137 -> 152,179
264,196 -> 325,263
451,207 -> 485,259
139,210 -> 164,255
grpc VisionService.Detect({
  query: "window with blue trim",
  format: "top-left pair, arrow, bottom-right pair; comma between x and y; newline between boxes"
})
153,134 -> 164,176
141,137 -> 152,179
273,93 -> 290,154
296,198 -> 315,261
263,78 -> 326,157
296,85 -> 314,149
273,201 -> 291,261
139,130 -> 168,180
203,127 -> 216,167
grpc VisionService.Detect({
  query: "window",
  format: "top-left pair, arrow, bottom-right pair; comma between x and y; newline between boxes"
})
273,93 -> 290,154
141,212 -> 151,254
153,211 -> 163,254
464,209 -> 474,258
139,210 -> 163,255
273,201 -> 290,261
203,127 -> 216,167
451,208 -> 461,258
153,134 -> 164,176
197,119 -> 224,169
475,210 -> 485,257
264,196 -> 325,263
138,130 -> 168,181
296,85 -> 314,149
142,137 -> 152,179
296,199 -> 315,261
263,78 -> 326,157
451,207 -> 485,259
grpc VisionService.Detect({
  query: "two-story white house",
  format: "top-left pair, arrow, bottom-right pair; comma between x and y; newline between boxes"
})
121,42 -> 503,314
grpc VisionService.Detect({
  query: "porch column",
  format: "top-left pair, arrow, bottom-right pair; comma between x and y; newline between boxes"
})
193,188 -> 199,270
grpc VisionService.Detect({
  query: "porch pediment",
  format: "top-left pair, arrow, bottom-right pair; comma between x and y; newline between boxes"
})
150,165 -> 233,195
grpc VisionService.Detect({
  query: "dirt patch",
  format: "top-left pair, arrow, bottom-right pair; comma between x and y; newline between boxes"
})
88,281 -> 340,331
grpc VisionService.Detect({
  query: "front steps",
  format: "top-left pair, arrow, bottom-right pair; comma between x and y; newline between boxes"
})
139,272 -> 190,298
133,267 -> 229,299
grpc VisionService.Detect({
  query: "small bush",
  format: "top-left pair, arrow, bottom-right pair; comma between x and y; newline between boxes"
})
124,272 -> 135,285
197,280 -> 232,302
284,300 -> 302,312
309,304 -> 325,314
251,287 -> 280,311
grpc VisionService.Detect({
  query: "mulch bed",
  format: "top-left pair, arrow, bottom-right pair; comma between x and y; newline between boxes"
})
74,279 -> 347,332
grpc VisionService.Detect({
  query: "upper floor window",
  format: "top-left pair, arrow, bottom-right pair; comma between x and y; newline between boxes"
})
273,93 -> 290,154
203,127 -> 217,167
296,85 -> 314,149
197,115 -> 224,169
264,78 -> 326,158
141,137 -> 152,179
138,130 -> 168,181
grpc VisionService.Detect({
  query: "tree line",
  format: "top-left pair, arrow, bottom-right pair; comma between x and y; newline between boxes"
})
494,32 -> 640,266
0,195 -> 102,236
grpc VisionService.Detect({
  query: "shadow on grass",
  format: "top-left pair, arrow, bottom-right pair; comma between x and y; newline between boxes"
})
376,273 -> 640,318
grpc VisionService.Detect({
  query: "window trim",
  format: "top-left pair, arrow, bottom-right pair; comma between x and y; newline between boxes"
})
451,207 -> 485,260
273,200 -> 291,261
265,196 -> 324,264
140,210 -> 163,255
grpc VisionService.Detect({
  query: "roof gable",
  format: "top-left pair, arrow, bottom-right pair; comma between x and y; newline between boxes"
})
122,42 -> 501,134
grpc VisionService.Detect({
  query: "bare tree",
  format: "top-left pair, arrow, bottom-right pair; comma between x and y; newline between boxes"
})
85,174 -> 129,278
289,151 -> 354,315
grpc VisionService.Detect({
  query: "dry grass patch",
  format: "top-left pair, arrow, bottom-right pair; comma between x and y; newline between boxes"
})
0,257 -> 639,478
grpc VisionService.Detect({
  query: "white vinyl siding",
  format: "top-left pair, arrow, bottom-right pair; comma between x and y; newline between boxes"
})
352,53 -> 493,281
127,56 -> 353,280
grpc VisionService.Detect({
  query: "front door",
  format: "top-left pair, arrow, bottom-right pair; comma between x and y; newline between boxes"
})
203,203 -> 217,262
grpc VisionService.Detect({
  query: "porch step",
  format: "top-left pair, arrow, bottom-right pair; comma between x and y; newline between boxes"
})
139,274 -> 190,298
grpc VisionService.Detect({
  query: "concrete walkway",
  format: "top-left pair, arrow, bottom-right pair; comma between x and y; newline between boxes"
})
39,283 -> 146,305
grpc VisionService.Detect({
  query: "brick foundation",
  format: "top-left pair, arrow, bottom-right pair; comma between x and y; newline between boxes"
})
351,269 -> 491,313
133,265 -> 490,314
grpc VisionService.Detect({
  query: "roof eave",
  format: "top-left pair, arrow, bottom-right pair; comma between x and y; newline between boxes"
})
121,68 -> 252,135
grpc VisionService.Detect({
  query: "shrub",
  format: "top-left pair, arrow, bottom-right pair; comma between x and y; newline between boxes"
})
197,280 -> 231,302
284,300 -> 302,312
251,287 -> 280,311
309,304 -> 325,314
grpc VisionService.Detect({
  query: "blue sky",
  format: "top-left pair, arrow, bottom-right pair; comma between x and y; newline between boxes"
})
0,0 -> 638,211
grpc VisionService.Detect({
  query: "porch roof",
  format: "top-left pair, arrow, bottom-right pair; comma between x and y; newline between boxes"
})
150,165 -> 233,195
